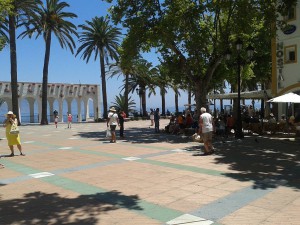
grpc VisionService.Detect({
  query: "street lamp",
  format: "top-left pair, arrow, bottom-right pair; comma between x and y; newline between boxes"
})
136,88 -> 142,116
226,38 -> 254,139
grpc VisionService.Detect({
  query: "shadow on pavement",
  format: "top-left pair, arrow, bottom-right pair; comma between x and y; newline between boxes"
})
212,136 -> 300,190
0,190 -> 142,225
75,127 -> 192,144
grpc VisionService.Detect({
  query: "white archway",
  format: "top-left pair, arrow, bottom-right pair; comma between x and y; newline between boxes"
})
0,81 -> 102,124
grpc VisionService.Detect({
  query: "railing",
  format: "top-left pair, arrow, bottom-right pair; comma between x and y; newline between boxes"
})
0,114 -> 93,124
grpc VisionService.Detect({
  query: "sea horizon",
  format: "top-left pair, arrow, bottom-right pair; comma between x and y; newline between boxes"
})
0,98 -> 261,123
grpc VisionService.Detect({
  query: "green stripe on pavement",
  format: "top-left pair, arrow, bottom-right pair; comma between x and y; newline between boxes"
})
4,160 -> 182,223
140,159 -> 224,177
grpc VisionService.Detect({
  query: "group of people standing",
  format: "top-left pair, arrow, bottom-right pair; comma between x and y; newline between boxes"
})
165,107 -> 215,155
0,106 -> 215,169
53,110 -> 72,129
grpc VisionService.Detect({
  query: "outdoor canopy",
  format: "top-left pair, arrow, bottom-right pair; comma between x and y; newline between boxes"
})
267,92 -> 300,103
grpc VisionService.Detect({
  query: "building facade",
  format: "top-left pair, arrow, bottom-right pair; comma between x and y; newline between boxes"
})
272,1 -> 300,116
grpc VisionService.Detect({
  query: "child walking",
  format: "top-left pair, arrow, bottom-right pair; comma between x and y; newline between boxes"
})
54,116 -> 59,128
67,113 -> 72,128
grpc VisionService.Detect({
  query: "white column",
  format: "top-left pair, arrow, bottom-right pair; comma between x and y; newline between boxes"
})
37,97 -> 42,123
77,98 -> 82,122
86,98 -> 90,120
67,99 -> 72,114
28,98 -> 35,123
18,98 -> 22,124
49,98 -> 54,122
58,98 -> 63,122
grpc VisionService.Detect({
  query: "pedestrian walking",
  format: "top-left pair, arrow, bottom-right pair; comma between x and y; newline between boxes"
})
2,111 -> 25,156
54,116 -> 59,128
107,107 -> 120,143
67,113 -> 72,128
118,110 -> 126,138
154,108 -> 160,133
199,107 -> 214,155
149,108 -> 154,127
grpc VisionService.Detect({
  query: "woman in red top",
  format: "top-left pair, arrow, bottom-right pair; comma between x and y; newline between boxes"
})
226,115 -> 235,135
67,113 -> 72,128
185,114 -> 193,128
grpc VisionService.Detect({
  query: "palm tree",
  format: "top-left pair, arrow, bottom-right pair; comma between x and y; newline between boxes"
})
76,16 -> 122,119
149,65 -> 171,116
171,84 -> 181,114
0,19 -> 8,51
110,94 -> 136,113
108,56 -> 131,116
5,0 -> 41,124
20,0 -> 78,124
122,59 -> 157,117
0,1 -> 10,50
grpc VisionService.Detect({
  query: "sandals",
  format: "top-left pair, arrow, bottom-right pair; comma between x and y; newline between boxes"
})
20,153 -> 25,156
9,153 -> 14,157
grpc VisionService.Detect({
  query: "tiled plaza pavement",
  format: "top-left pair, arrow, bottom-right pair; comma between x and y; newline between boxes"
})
0,119 -> 299,225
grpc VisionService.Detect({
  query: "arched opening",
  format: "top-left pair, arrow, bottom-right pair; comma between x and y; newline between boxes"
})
81,100 -> 85,121
20,99 -> 29,123
0,100 -> 9,122
62,99 -> 68,122
53,99 -> 59,122
20,98 -> 38,123
88,98 -> 94,121
71,98 -> 78,122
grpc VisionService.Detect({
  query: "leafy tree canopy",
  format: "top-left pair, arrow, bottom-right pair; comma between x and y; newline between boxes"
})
0,0 -> 12,21
103,0 -> 297,111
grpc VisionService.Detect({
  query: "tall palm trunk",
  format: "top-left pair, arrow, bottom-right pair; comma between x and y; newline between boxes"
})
188,87 -> 192,111
100,51 -> 108,118
175,92 -> 179,113
41,31 -> 52,125
8,14 -> 20,124
141,85 -> 147,117
161,88 -> 166,116
124,73 -> 129,115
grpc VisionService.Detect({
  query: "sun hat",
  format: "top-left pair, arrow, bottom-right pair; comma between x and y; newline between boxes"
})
5,111 -> 15,117
109,107 -> 116,112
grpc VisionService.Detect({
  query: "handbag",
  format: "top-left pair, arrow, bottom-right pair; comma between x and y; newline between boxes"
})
10,123 -> 20,135
106,127 -> 111,138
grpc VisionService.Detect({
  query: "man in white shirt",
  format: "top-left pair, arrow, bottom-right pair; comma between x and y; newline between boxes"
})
199,107 -> 214,155
107,107 -> 120,143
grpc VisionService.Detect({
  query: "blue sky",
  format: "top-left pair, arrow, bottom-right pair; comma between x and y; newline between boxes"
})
0,0 -> 189,111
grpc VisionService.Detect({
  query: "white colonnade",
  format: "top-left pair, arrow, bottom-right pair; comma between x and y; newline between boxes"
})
0,81 -> 102,123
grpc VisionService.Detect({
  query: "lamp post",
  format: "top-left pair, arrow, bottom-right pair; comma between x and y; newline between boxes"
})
226,38 -> 254,139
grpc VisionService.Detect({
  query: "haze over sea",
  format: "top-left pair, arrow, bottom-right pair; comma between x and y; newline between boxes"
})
0,97 -> 260,124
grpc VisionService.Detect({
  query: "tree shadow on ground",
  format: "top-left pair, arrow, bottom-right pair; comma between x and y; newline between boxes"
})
0,190 -> 142,225
191,136 -> 300,190
75,127 -> 193,144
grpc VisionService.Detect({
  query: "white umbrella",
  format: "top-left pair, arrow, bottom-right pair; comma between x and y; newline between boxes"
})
267,92 -> 300,103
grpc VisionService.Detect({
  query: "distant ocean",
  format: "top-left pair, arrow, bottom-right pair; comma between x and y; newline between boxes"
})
0,99 -> 261,123
0,100 -> 95,123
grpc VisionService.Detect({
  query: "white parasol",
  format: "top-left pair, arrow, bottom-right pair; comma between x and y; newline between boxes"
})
267,92 -> 300,103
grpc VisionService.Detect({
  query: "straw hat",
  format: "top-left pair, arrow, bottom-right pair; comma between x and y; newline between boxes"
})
109,107 -> 116,112
5,111 -> 15,117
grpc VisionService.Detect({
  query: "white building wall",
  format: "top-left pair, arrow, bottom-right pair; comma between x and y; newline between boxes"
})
275,1 -> 300,94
